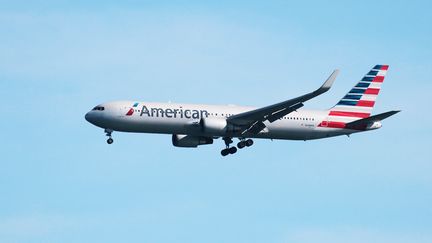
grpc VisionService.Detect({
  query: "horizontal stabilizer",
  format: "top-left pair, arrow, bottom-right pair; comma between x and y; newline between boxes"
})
345,110 -> 400,129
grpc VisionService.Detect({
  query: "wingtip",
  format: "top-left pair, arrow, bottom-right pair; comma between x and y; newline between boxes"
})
321,69 -> 339,90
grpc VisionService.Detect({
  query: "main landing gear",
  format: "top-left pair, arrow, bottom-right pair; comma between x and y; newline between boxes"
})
221,137 -> 237,156
105,129 -> 114,144
221,137 -> 254,156
237,139 -> 254,149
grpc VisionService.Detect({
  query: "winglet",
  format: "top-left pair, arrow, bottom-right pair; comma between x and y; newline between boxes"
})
319,69 -> 339,92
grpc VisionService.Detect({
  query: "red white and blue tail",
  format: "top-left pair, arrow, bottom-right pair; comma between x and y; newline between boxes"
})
327,64 -> 389,124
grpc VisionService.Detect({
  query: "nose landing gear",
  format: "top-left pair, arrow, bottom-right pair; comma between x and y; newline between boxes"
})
105,129 -> 114,144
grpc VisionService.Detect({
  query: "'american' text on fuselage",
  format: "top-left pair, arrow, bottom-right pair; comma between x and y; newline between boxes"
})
139,105 -> 209,119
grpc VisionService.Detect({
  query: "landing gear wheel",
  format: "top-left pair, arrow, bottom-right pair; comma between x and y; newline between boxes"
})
246,139 -> 254,147
221,137 -> 235,156
237,141 -> 246,149
229,147 -> 237,154
105,129 -> 114,145
221,149 -> 229,156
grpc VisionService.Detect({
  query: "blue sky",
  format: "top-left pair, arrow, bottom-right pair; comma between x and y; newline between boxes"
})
1,1 -> 431,242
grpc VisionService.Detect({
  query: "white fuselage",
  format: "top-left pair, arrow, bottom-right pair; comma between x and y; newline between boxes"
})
85,101 -> 361,141
84,65 -> 396,155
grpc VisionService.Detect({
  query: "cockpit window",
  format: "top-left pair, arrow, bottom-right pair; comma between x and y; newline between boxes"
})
92,106 -> 105,111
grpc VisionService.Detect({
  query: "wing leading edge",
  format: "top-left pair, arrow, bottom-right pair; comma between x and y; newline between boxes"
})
227,69 -> 339,134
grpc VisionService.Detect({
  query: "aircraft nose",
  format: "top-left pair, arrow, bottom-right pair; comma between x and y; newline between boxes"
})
85,111 -> 95,124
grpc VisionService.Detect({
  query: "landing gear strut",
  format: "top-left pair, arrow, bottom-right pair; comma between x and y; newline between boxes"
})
105,129 -> 114,144
221,137 -> 237,156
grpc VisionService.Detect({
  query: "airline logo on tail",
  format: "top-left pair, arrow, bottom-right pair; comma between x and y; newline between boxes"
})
126,102 -> 139,116
320,64 -> 389,128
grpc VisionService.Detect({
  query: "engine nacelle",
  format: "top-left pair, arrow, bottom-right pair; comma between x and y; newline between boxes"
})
200,118 -> 242,135
172,134 -> 213,148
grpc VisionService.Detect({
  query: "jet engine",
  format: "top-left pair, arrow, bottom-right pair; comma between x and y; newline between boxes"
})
200,118 -> 242,135
172,134 -> 213,148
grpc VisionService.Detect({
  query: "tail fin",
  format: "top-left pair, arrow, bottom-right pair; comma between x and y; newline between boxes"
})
328,65 -> 389,122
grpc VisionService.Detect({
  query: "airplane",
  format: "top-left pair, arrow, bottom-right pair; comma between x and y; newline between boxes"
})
85,65 -> 400,156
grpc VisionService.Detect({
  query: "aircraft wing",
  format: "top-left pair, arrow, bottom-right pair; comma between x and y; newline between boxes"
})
227,69 -> 339,134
